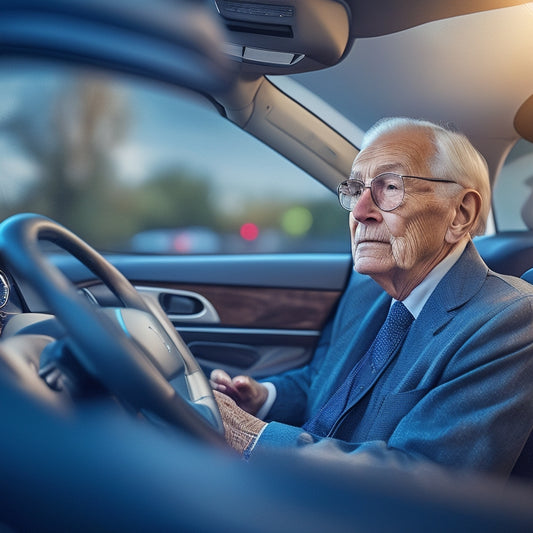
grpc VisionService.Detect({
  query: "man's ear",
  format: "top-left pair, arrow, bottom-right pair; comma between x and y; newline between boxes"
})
445,189 -> 482,244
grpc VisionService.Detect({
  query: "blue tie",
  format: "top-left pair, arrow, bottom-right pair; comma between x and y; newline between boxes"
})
303,301 -> 414,437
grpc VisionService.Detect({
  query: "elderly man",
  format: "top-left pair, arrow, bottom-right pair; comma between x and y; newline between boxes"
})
211,117 -> 533,477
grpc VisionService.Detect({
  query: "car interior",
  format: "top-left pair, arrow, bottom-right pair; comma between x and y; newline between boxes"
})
1,0 -> 533,531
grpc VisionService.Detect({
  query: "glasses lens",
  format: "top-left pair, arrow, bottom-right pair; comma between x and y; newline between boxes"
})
338,180 -> 363,210
372,173 -> 404,211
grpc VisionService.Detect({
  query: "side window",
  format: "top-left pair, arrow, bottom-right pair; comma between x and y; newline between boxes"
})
0,62 -> 350,255
493,138 -> 533,232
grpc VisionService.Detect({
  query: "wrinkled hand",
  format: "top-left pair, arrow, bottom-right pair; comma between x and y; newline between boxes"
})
214,391 -> 266,455
210,369 -> 268,415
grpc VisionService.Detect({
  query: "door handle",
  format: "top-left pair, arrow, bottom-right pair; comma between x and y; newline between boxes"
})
136,286 -> 220,323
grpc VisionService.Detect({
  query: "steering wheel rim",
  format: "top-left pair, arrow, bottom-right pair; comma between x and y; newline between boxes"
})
0,213 -> 225,444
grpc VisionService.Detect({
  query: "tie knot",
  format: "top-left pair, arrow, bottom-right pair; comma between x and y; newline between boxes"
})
388,301 -> 414,333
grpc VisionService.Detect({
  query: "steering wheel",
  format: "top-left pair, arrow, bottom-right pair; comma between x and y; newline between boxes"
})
0,213 -> 225,444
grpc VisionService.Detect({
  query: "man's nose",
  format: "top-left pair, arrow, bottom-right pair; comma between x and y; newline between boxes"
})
352,187 -> 380,222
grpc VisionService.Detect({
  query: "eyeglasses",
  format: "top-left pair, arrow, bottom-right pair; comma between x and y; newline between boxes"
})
337,172 -> 458,212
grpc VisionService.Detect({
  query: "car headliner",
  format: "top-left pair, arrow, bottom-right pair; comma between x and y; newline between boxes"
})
292,3 -> 533,177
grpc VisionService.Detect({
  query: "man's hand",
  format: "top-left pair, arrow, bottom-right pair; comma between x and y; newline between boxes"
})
210,369 -> 268,415
214,391 -> 266,454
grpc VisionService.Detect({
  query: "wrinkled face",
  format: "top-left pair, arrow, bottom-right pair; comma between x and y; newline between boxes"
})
349,128 -> 457,293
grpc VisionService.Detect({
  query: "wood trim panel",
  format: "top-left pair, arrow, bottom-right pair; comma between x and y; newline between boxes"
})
141,283 -> 342,330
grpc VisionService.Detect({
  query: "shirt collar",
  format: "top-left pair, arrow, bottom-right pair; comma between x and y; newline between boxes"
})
397,239 -> 468,319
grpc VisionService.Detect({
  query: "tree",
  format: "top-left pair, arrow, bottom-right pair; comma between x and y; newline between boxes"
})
4,74 -> 129,245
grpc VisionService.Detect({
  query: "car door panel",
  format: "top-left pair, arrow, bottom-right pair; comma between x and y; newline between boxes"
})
55,253 -> 353,378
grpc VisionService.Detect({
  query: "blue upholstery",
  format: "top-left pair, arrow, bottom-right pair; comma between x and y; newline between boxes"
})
474,231 -> 533,277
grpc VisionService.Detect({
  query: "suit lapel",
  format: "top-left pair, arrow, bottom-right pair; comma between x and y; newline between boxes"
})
416,240 -> 489,337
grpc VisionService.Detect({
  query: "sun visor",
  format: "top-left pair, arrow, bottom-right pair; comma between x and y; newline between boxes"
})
213,0 -> 351,74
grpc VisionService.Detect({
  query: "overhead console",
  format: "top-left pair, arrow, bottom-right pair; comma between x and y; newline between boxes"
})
213,0 -> 351,74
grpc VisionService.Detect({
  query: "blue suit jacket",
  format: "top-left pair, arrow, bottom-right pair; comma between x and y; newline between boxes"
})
255,242 -> 533,477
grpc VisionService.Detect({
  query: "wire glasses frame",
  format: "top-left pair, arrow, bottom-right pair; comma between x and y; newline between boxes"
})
337,172 -> 458,212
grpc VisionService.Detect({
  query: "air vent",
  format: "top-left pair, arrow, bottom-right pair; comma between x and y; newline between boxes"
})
215,0 -> 295,38
214,1 -> 295,19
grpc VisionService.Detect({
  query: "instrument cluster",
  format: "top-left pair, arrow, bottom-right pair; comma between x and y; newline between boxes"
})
0,267 -> 24,336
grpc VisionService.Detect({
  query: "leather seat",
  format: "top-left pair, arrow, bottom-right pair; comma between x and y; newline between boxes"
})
474,232 -> 533,277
